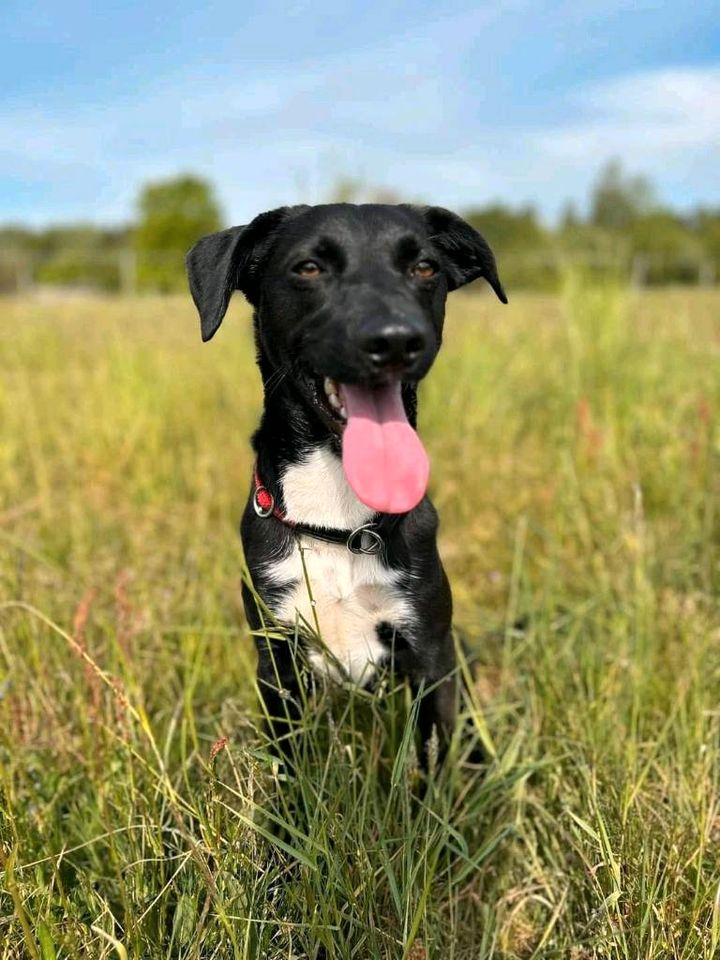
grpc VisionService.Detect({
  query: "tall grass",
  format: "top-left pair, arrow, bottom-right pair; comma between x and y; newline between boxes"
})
1,282 -> 719,958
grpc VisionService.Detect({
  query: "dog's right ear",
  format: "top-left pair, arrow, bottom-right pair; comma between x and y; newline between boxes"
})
186,207 -> 295,342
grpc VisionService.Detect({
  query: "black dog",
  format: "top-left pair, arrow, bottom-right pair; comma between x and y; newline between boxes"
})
186,203 -> 506,764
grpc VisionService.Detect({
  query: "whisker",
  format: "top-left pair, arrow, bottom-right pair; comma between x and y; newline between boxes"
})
264,364 -> 292,399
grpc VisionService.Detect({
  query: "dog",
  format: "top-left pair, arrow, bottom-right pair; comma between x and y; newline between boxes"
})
186,203 -> 506,766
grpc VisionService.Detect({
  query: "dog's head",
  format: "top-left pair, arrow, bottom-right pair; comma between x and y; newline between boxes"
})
187,203 -> 506,513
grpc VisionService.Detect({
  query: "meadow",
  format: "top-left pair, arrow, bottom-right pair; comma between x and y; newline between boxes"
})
1,283 -> 719,958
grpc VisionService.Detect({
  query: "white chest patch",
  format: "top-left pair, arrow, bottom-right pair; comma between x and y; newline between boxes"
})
262,447 -> 411,684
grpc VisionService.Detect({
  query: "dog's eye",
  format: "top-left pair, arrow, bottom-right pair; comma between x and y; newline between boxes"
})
294,260 -> 322,278
412,260 -> 436,279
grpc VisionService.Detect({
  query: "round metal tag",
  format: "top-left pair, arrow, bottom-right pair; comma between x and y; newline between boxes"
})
346,525 -> 384,556
253,487 -> 275,518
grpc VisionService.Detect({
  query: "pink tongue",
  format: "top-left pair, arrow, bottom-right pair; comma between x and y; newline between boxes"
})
341,382 -> 429,513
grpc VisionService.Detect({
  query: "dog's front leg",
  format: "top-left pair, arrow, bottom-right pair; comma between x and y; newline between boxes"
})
416,671 -> 458,771
254,635 -> 308,768
242,581 -> 307,766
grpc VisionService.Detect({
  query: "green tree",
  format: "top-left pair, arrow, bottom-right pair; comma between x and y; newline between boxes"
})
589,159 -> 656,231
628,210 -> 703,283
134,175 -> 223,292
464,203 -> 557,291
692,208 -> 720,266
464,203 -> 546,251
0,224 -> 130,292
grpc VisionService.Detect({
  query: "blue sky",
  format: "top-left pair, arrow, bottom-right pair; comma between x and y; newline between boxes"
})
1,0 -> 719,226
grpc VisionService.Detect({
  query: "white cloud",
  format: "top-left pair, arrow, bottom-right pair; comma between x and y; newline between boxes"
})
536,66 -> 720,160
1,40 -> 718,225
0,11 -> 494,222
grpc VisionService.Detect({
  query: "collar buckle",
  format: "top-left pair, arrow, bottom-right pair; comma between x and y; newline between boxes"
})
346,524 -> 384,556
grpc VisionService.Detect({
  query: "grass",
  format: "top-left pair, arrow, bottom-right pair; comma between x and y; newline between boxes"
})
0,281 -> 719,958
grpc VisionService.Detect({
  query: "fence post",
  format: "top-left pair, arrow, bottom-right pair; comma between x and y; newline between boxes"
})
15,255 -> 34,295
699,259 -> 716,287
630,254 -> 649,288
119,249 -> 137,296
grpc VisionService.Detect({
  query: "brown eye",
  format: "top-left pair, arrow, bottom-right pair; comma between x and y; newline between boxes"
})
412,260 -> 436,279
294,260 -> 322,278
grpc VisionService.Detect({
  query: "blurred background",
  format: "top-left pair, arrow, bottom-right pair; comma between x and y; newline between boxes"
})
1,0 -> 719,296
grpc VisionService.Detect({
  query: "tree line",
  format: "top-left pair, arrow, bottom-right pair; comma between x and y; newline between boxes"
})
1,161 -> 718,294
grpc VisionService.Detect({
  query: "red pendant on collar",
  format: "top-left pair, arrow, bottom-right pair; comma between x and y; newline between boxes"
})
256,485 -> 274,512
252,463 -> 285,520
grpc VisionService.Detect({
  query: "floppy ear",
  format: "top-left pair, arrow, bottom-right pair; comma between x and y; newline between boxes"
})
186,206 -> 294,342
403,205 -> 508,303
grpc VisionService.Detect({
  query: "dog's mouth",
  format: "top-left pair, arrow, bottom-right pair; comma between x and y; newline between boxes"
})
317,376 -> 348,424
304,370 -> 429,515
303,370 -> 349,428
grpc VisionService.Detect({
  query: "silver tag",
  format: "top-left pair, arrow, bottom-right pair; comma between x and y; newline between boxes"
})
346,524 -> 384,556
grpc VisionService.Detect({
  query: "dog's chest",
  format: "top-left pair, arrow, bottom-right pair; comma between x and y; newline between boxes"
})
262,448 -> 410,684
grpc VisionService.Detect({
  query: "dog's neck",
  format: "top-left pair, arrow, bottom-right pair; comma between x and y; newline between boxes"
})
251,362 -> 418,527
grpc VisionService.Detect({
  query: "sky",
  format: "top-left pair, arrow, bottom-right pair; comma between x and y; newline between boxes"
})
1,0 -> 719,227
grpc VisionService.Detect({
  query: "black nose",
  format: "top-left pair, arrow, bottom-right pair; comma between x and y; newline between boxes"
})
359,323 -> 426,370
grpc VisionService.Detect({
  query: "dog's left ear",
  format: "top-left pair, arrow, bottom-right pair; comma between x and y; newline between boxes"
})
186,206 -> 298,342
403,205 -> 508,303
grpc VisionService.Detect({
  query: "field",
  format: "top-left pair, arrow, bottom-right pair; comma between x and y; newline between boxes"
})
1,284 -> 719,958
